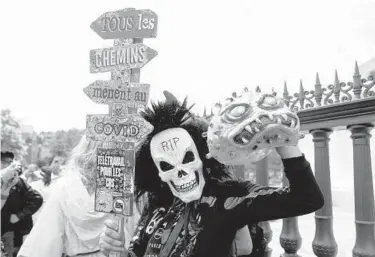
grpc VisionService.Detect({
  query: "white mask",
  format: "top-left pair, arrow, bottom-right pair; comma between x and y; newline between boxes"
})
150,128 -> 205,203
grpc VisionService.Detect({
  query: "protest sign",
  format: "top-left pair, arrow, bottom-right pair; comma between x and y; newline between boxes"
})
95,147 -> 135,216
86,114 -> 153,143
84,81 -> 150,106
90,44 -> 157,73
91,9 -> 158,39
85,9 -> 157,254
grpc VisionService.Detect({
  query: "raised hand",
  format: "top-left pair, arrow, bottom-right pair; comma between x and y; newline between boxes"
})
99,219 -> 128,257
275,145 -> 303,159
10,214 -> 20,224
40,166 -> 52,186
1,162 -> 21,189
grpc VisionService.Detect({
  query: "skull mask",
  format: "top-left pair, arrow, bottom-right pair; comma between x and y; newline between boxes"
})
150,128 -> 205,203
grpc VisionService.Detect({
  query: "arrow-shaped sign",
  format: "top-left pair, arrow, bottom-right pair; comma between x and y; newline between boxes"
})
86,114 -> 154,143
90,44 -> 158,73
91,9 -> 158,39
83,81 -> 150,106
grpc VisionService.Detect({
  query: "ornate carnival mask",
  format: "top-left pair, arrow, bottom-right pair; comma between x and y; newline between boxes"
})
207,88 -> 300,165
150,128 -> 205,203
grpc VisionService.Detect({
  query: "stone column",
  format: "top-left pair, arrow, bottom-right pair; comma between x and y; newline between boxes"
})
234,165 -> 245,179
279,174 -> 302,257
255,156 -> 273,257
311,129 -> 338,257
348,124 -> 375,257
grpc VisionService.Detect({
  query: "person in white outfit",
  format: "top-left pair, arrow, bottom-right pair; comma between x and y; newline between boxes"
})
29,155 -> 66,224
18,136 -> 110,257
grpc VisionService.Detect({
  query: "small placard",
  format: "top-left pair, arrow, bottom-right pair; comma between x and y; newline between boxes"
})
84,81 -> 150,107
91,9 -> 158,39
94,147 -> 135,216
86,114 -> 154,143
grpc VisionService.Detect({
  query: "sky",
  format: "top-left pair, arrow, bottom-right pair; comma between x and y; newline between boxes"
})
1,0 -> 374,175
1,0 -> 375,169
1,0 -> 374,132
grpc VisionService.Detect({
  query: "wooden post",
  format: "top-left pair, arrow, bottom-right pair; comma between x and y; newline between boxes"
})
279,173 -> 302,257
120,36 -> 142,238
311,129 -> 337,257
347,124 -> 375,257
255,156 -> 273,257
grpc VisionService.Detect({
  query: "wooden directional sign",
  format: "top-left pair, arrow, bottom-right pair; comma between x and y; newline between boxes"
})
90,44 -> 157,73
88,7 -> 158,235
86,114 -> 153,143
83,81 -> 150,107
91,9 -> 158,39
95,147 -> 135,216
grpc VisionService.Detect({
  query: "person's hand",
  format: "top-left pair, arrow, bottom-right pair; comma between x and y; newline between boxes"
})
1,162 -> 21,182
99,219 -> 127,256
40,166 -> 52,186
1,162 -> 21,190
10,214 -> 20,223
275,145 -> 302,159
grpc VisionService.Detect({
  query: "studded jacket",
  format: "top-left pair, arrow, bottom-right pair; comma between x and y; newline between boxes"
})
127,155 -> 324,257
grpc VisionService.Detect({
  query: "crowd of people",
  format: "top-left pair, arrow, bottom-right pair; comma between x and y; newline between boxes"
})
1,94 -> 324,257
1,151 -> 66,256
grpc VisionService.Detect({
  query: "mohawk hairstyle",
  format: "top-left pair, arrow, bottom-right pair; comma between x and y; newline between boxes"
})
134,97 -> 231,206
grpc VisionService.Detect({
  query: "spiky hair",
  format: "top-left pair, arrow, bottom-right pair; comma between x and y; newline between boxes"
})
134,98 -> 230,206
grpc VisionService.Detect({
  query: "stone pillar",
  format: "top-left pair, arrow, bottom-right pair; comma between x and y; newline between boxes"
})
311,129 -> 338,257
255,156 -> 273,257
348,124 -> 375,257
279,174 -> 302,257
233,165 -> 245,179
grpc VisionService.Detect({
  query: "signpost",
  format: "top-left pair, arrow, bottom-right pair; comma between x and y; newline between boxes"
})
90,44 -> 157,73
86,8 -> 157,257
91,9 -> 158,39
84,81 -> 150,106
95,147 -> 136,216
86,114 -> 153,142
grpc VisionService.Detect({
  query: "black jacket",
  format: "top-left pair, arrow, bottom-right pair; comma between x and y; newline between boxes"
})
129,155 -> 324,257
1,178 -> 43,236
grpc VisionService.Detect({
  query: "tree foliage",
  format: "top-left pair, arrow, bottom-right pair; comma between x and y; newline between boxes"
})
1,109 -> 85,164
48,129 -> 84,157
368,69 -> 375,78
1,109 -> 27,158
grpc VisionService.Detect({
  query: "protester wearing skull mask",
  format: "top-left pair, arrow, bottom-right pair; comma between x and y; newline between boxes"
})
99,94 -> 324,257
